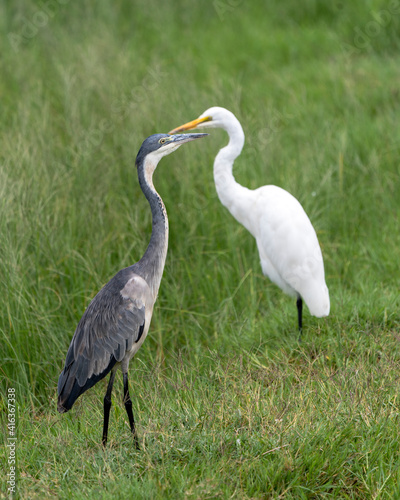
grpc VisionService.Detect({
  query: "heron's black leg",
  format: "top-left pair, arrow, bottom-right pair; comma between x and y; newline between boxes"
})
123,372 -> 139,449
297,296 -> 303,340
102,370 -> 116,446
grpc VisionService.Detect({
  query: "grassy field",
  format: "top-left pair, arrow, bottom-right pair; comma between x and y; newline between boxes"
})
1,0 -> 400,498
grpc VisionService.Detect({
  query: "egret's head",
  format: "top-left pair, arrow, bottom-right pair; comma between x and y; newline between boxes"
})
169,107 -> 236,133
135,133 -> 208,167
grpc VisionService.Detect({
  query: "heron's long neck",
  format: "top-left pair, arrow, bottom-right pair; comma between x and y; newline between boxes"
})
213,120 -> 254,234
136,157 -> 169,297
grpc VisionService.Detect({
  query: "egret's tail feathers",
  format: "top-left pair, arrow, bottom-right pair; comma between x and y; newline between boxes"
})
303,283 -> 330,318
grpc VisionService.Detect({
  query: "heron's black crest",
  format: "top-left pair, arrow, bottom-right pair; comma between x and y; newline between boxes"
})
135,134 -> 172,167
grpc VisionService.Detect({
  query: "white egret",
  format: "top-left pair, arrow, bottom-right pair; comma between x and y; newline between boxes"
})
169,107 -> 329,332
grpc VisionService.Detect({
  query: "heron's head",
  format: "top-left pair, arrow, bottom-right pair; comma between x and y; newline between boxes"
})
135,133 -> 208,168
169,107 -> 236,133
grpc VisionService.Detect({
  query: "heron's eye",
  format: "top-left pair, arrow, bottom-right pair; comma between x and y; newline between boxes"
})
159,138 -> 167,144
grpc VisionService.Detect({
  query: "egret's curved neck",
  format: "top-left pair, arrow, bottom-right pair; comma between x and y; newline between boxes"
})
214,117 -> 245,200
213,116 -> 254,232
135,156 -> 168,297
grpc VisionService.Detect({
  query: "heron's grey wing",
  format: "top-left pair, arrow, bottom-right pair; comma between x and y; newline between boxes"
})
58,272 -> 152,394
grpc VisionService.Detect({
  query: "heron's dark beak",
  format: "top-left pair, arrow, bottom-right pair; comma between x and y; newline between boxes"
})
169,133 -> 208,144
169,116 -> 211,134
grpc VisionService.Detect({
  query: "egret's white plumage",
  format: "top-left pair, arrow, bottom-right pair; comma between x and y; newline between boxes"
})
169,107 -> 329,329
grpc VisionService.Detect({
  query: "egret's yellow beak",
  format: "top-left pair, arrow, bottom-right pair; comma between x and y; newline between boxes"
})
168,116 -> 211,134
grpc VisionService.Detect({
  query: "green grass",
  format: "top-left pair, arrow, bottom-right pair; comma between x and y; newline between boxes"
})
1,0 -> 400,497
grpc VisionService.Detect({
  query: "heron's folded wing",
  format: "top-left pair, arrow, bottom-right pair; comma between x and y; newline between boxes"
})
59,272 -> 151,390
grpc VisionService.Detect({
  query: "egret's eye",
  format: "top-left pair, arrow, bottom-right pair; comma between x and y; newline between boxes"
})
159,138 -> 167,144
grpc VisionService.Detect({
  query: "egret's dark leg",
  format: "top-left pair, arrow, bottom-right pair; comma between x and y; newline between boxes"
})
297,296 -> 303,340
123,372 -> 139,449
102,370 -> 116,446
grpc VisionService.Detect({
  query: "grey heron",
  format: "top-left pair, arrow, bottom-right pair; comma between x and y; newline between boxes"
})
169,107 -> 329,333
57,132 -> 207,446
